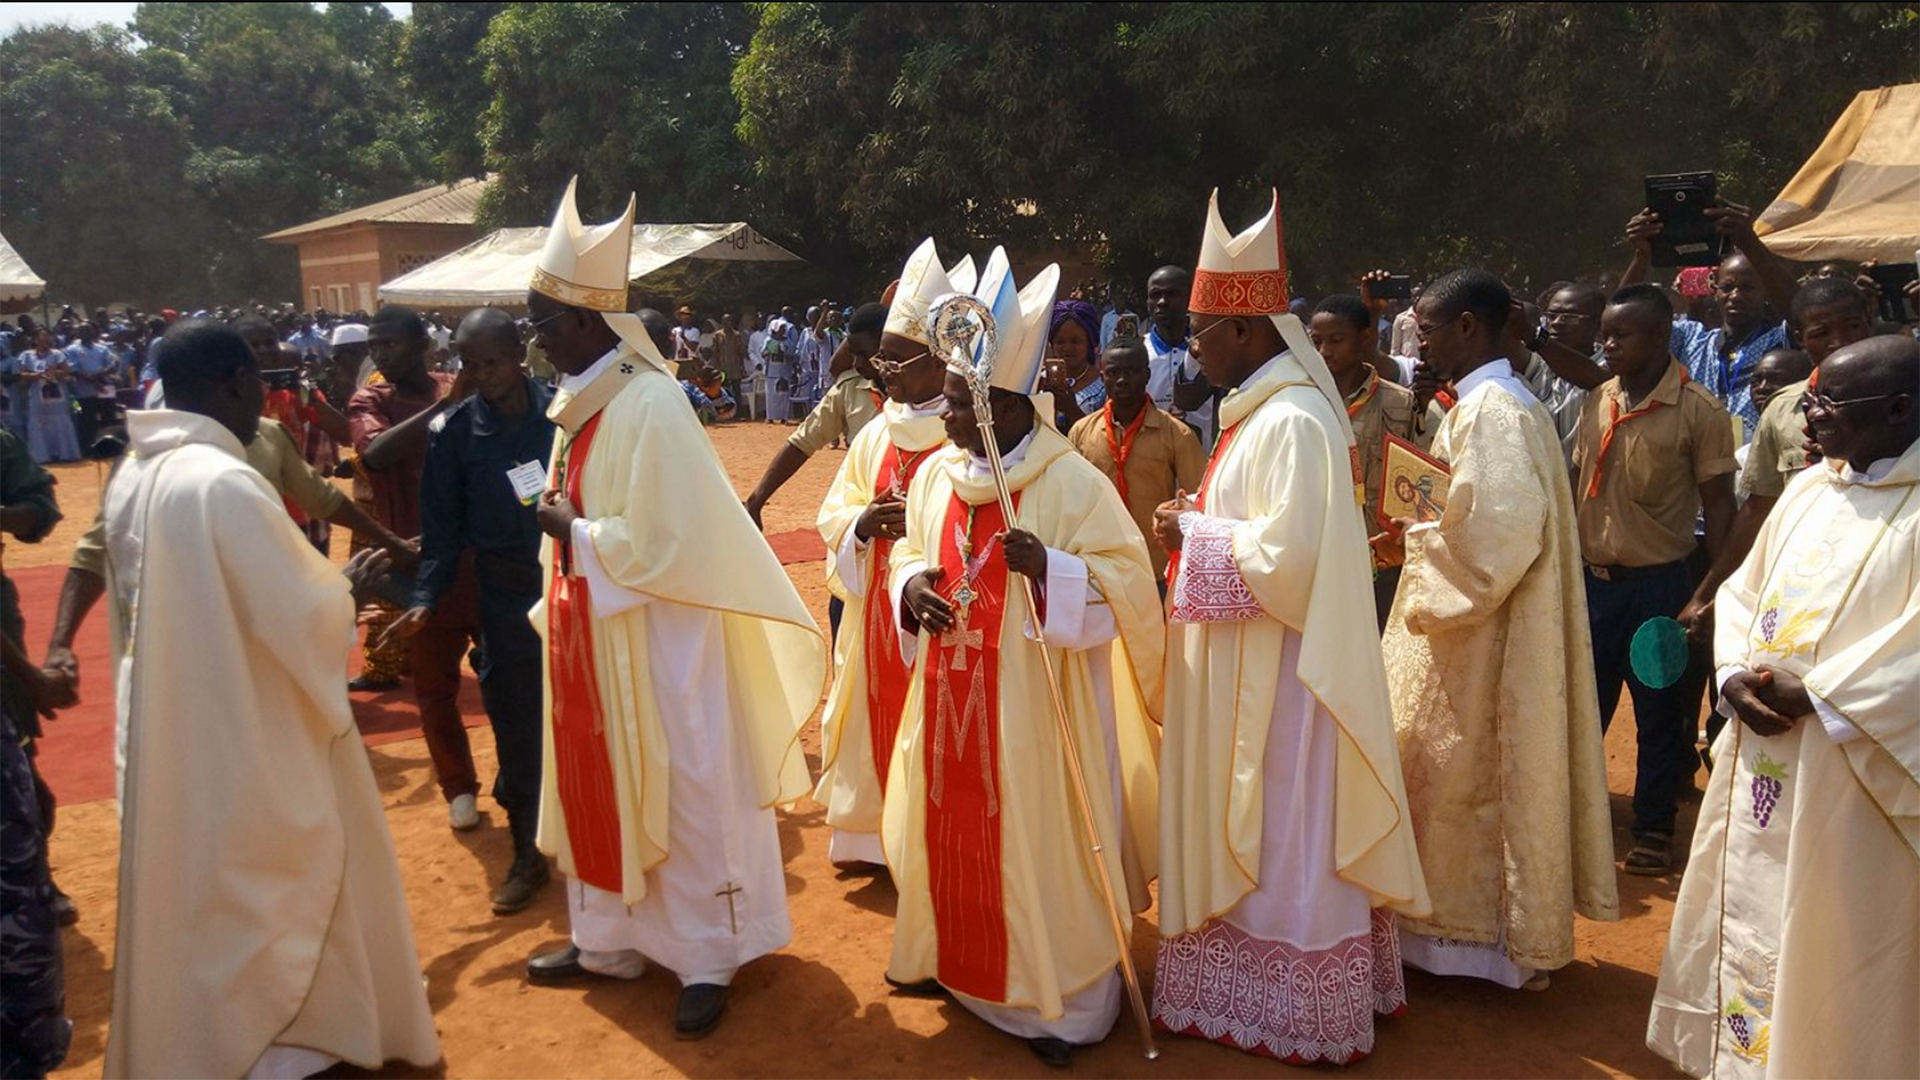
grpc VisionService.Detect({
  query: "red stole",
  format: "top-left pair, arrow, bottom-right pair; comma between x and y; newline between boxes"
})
923,490 -> 1019,1001
861,442 -> 932,790
546,413 -> 624,894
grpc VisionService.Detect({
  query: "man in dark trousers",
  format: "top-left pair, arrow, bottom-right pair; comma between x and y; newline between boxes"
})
388,308 -> 556,914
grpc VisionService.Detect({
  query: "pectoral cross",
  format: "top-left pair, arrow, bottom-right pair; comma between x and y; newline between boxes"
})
716,881 -> 743,935
941,607 -> 984,671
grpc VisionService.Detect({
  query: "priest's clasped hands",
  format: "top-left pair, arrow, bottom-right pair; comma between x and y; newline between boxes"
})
1721,665 -> 1817,737
1151,491 -> 1196,553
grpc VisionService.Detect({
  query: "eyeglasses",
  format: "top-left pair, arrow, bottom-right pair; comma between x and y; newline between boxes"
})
1187,316 -> 1242,343
872,350 -> 933,376
526,310 -> 570,335
1800,392 -> 1900,415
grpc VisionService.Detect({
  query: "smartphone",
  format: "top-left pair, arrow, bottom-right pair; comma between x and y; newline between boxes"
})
263,368 -> 301,392
1644,172 -> 1728,268
1867,260 -> 1919,323
1371,275 -> 1413,301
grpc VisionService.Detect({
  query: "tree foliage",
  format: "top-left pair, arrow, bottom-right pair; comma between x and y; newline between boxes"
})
1,2 -> 435,304
736,1 -> 1917,292
2,2 -> 1913,306
473,2 -> 759,230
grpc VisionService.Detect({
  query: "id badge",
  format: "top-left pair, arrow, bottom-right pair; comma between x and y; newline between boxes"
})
507,460 -> 547,505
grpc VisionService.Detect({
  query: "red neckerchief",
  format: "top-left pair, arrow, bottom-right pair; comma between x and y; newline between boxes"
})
1102,400 -> 1151,504
1586,370 -> 1689,500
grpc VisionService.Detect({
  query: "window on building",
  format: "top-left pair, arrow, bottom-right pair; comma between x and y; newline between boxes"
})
396,253 -> 438,276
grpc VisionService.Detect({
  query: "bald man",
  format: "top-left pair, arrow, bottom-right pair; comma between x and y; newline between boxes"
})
1649,336 -> 1919,1079
389,308 -> 557,915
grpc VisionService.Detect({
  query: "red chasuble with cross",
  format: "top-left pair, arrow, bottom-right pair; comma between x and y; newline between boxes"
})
922,490 -> 1022,1002
863,443 -> 933,790
546,413 -> 623,894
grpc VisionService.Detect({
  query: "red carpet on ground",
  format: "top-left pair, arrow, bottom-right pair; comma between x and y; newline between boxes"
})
9,563 -> 486,807
766,527 -> 828,565
17,528 -> 822,806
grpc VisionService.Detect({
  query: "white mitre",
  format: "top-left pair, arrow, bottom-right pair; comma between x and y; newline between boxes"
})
1193,188 -> 1354,445
883,237 -> 974,347
529,176 -> 671,373
960,245 -> 1061,423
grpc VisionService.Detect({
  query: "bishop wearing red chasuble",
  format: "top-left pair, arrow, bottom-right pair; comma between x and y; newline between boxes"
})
522,179 -> 825,1040
885,249 -> 1164,1068
813,239 -> 971,869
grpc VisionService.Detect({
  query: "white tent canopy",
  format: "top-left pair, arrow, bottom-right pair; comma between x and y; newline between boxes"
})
379,222 -> 801,308
0,231 -> 48,303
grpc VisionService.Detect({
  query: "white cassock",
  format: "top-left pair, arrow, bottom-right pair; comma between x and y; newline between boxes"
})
532,347 -> 824,986
102,410 -> 438,1080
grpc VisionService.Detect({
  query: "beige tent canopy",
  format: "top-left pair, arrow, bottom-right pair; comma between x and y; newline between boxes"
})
0,230 -> 48,303
378,222 -> 801,308
1756,83 -> 1920,264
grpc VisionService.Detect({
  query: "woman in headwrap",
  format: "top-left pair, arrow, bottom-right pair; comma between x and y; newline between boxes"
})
1044,299 -> 1107,429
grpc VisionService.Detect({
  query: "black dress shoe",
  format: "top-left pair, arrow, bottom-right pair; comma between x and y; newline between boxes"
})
675,983 -> 728,1040
883,974 -> 948,998
527,945 -> 585,983
491,854 -> 551,916
1028,1037 -> 1074,1069
347,676 -> 402,694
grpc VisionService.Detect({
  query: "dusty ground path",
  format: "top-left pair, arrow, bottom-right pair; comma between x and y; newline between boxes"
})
31,421 -> 1688,1079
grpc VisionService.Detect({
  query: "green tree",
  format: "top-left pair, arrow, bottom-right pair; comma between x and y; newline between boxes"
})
404,1 -> 506,181
474,2 -> 759,230
734,2 -> 1917,294
0,25 -> 205,306
734,2 -> 1145,281
132,1 -> 434,298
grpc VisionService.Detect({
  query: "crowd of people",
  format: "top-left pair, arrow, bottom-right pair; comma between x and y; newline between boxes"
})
0,173 -> 1916,1080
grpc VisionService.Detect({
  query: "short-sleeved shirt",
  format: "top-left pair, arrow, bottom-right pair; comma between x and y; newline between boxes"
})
788,370 -> 881,456
1067,402 -> 1205,578
349,372 -> 453,538
252,417 -> 346,523
1572,359 -> 1737,568
63,342 -> 118,399
1738,378 -> 1813,501
1346,371 -> 1427,529
1668,317 -> 1790,438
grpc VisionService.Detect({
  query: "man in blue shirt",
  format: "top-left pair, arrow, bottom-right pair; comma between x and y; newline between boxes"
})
1619,199 -> 1799,437
61,325 -> 119,400
388,308 -> 557,915
287,314 -> 331,362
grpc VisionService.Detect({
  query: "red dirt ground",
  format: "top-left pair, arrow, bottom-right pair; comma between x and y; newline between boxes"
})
14,422 -> 1690,1079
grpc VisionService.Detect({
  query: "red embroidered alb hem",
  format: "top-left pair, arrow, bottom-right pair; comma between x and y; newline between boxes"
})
1151,909 -> 1406,1066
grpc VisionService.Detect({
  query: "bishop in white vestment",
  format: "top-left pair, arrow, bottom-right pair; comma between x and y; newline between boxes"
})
884,252 -> 1163,1068
521,181 -> 825,1039
1153,191 -> 1429,1066
813,239 -> 964,868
